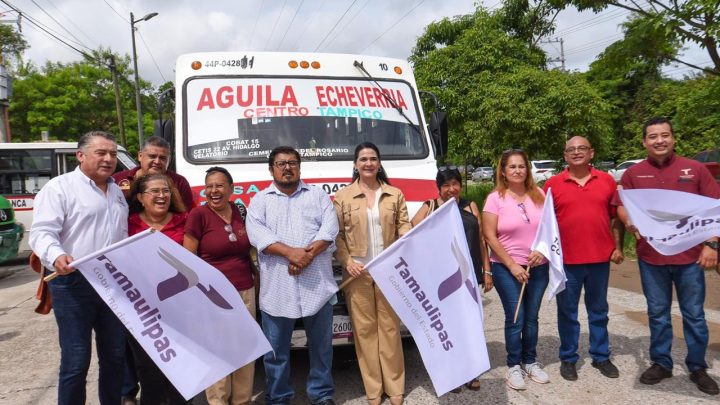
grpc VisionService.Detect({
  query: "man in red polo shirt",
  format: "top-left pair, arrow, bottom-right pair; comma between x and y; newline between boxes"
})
113,136 -> 195,209
616,117 -> 719,396
544,136 -> 624,382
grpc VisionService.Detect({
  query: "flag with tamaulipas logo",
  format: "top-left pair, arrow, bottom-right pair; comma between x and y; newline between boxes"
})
531,188 -> 566,302
70,229 -> 272,400
619,188 -> 720,255
363,199 -> 490,396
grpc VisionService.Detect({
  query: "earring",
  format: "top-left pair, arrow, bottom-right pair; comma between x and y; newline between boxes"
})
353,168 -> 359,174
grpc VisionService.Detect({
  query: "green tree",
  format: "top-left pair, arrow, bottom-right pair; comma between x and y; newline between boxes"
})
0,24 -> 28,67
548,0 -> 720,75
8,50 -> 155,153
411,7 -> 614,165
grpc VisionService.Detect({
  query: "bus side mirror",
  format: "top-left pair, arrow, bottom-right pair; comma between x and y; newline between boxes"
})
430,111 -> 448,158
154,119 -> 176,171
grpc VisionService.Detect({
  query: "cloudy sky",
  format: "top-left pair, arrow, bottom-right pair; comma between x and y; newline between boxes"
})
0,0 -> 708,86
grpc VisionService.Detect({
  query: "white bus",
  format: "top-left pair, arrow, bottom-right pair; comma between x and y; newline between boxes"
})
0,142 -> 137,252
171,52 -> 447,345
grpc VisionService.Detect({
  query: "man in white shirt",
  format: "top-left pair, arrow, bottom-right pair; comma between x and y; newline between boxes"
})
30,131 -> 129,405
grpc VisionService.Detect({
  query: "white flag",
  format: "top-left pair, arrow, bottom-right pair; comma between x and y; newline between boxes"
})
531,188 -> 566,302
72,230 -> 272,400
619,188 -> 720,255
365,200 -> 490,396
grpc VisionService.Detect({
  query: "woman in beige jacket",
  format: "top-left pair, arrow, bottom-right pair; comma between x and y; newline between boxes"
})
334,142 -> 411,405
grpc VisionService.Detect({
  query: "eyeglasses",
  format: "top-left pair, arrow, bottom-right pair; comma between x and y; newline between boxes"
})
517,203 -> 530,224
143,188 -> 171,197
438,165 -> 459,173
564,145 -> 591,154
273,160 -> 300,169
224,224 -> 237,242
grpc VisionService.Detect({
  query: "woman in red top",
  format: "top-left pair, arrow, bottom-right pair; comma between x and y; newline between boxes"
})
183,166 -> 257,405
127,173 -> 188,404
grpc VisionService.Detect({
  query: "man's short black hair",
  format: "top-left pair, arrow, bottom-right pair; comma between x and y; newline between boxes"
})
268,146 -> 301,167
78,131 -> 115,151
642,117 -> 673,139
142,135 -> 171,150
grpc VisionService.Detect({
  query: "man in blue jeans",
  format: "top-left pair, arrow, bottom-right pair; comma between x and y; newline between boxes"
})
544,136 -> 625,381
247,146 -> 339,405
617,117 -> 720,396
29,131 -> 129,404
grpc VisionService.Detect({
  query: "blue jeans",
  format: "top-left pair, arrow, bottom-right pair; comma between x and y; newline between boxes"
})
121,342 -> 139,398
261,301 -> 334,404
48,272 -> 127,405
492,262 -> 549,367
556,262 -> 611,363
638,259 -> 709,372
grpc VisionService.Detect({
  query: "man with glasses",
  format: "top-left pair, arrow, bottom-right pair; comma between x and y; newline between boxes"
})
543,136 -> 624,381
113,136 -> 194,209
616,118 -> 719,395
246,146 -> 339,405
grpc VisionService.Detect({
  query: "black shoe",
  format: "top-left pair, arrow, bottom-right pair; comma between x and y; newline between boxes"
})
639,363 -> 673,385
560,361 -> 578,381
315,400 -> 336,405
690,369 -> 720,395
450,386 -> 462,393
592,359 -> 620,378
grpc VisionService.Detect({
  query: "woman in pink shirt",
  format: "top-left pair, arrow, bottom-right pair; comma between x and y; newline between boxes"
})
482,149 -> 549,391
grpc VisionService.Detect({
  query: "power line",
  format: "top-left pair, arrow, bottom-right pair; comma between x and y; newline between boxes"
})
249,0 -> 264,49
100,0 -> 129,23
291,0 -> 327,50
322,0 -> 372,51
264,0 -> 289,50
360,0 -> 426,53
29,0 -> 89,50
43,0 -> 96,46
138,32 -> 166,83
313,0 -> 358,52
277,0 -> 305,51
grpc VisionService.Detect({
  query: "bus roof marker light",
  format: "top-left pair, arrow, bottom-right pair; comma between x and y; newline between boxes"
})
191,61 -> 202,70
300,61 -> 310,69
394,66 -> 402,74
311,61 -> 320,69
288,60 -> 299,68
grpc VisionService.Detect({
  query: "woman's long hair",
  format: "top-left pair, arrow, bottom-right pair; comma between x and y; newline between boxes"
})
351,142 -> 391,185
128,173 -> 187,214
494,149 -> 544,206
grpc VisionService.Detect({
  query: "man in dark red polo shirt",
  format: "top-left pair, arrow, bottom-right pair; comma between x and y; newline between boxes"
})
111,136 -> 195,404
544,136 -> 624,382
617,117 -> 719,396
113,136 -> 195,209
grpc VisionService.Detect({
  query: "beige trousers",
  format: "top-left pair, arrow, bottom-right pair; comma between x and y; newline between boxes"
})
346,272 -> 405,400
205,287 -> 256,405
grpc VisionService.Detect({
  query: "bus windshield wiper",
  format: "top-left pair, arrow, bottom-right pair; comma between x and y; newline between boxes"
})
353,60 -> 422,136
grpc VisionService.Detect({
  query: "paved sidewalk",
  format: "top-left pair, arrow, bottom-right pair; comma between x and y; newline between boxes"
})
1,265 -> 719,404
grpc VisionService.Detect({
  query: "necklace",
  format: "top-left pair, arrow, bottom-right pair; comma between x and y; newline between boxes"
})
211,205 -> 233,223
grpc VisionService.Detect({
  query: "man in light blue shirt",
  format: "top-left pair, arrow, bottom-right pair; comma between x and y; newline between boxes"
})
30,131 -> 129,405
247,146 -> 339,405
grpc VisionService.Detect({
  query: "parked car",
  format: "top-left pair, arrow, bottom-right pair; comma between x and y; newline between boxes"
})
608,159 -> 643,182
693,149 -> 720,181
0,196 -> 23,262
457,164 -> 475,179
531,160 -> 556,183
472,167 -> 494,182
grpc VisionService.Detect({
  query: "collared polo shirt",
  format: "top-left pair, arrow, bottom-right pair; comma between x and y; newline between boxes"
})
615,153 -> 720,265
544,167 -> 617,264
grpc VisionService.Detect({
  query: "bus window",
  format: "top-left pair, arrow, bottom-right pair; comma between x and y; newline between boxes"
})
0,150 -> 53,195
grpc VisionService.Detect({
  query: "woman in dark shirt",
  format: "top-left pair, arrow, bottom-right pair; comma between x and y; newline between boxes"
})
183,166 -> 257,405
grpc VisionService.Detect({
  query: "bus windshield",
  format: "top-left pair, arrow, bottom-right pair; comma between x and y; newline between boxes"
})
183,77 -> 428,163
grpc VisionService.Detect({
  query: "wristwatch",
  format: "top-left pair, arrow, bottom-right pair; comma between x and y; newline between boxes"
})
703,241 -> 719,249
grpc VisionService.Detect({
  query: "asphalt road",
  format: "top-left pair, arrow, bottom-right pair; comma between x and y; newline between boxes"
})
1,260 -> 719,404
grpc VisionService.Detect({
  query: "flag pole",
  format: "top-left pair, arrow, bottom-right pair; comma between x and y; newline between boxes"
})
513,266 -> 530,324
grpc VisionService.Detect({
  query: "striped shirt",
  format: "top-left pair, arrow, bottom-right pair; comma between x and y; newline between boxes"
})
246,180 -> 339,318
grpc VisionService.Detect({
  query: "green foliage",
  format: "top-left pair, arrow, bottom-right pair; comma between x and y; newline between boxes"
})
8,49 -> 155,153
411,6 -> 614,165
0,24 -> 28,63
462,182 -> 495,208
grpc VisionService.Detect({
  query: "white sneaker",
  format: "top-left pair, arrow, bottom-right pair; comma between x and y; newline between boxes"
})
524,362 -> 550,384
506,365 -> 527,390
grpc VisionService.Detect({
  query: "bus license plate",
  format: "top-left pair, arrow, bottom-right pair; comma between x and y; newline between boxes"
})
332,315 -> 353,339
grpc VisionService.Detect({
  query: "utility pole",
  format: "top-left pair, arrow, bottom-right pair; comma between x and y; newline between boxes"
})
542,38 -> 566,71
108,56 -> 126,147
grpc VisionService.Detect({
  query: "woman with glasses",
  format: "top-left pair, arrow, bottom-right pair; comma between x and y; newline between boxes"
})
183,166 -> 258,405
334,142 -> 411,405
410,166 -> 493,393
127,173 -> 188,404
481,150 -> 550,391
